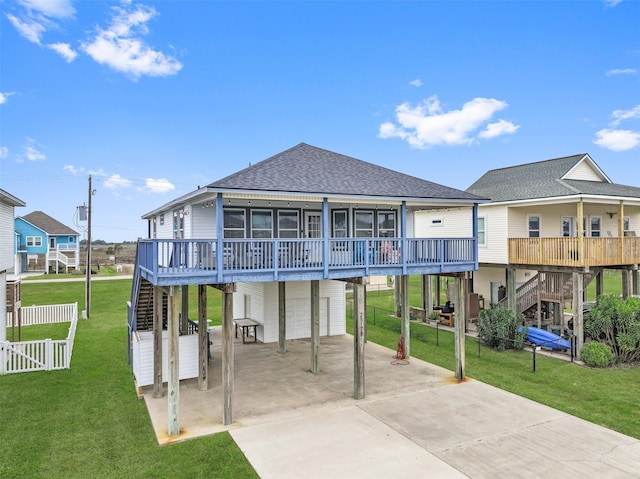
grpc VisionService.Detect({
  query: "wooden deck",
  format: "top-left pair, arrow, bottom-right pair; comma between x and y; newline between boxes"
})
508,237 -> 640,267
136,237 -> 478,286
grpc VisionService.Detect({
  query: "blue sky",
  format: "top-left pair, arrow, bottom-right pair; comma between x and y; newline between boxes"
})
1,0 -> 639,242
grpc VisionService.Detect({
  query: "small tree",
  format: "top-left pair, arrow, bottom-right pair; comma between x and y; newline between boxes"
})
585,295 -> 640,363
477,306 -> 526,351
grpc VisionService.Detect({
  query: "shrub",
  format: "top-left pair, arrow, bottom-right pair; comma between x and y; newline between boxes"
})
477,306 -> 526,351
581,341 -> 616,368
585,295 -> 640,363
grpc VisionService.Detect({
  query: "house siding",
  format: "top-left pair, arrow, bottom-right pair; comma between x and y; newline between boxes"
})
478,204 -> 509,264
14,218 -> 47,255
235,280 -> 345,344
565,161 -> 604,181
413,207 -> 474,238
0,202 -> 14,272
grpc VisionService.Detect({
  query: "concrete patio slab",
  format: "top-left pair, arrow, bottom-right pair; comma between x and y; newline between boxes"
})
141,331 -> 640,478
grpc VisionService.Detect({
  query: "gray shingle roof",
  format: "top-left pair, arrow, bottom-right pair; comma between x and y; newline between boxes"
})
208,143 -> 484,201
466,154 -> 640,202
20,211 -> 79,236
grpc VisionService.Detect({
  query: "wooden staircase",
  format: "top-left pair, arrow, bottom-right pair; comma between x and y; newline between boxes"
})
129,244 -> 167,332
498,268 -> 601,316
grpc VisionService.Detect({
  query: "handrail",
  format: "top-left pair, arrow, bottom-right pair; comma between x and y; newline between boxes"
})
136,236 -> 476,279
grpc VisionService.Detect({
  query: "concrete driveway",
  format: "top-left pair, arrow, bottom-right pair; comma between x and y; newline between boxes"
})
142,333 -> 640,478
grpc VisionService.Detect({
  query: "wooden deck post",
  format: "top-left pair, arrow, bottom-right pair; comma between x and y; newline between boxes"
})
455,275 -> 466,381
435,275 -> 441,306
394,275 -> 401,315
153,286 -> 163,398
278,282 -> 286,354
310,280 -> 320,374
596,270 -> 604,298
421,274 -> 433,316
401,274 -> 410,358
181,284 -> 189,334
168,286 -> 180,437
507,267 -> 517,312
353,282 -> 365,399
622,269 -> 632,299
633,269 -> 639,296
198,285 -> 208,391
572,272 -> 584,356
222,285 -> 234,425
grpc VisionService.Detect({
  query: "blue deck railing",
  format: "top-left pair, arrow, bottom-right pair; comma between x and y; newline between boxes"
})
135,237 -> 477,286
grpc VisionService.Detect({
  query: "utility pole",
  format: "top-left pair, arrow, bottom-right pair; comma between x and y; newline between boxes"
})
85,175 -> 93,319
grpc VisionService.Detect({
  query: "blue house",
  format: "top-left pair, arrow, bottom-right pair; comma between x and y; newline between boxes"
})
128,143 -> 485,435
15,211 -> 80,273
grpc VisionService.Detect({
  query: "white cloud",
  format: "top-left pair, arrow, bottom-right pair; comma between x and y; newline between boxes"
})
18,0 -> 76,19
63,164 -> 84,175
0,147 -> 9,159
604,0 -> 623,7
0,91 -> 15,104
104,174 -> 133,189
479,119 -> 520,139
593,128 -> 640,151
47,42 -> 77,62
611,105 -> 640,126
606,68 -> 637,76
409,79 -> 423,87
140,178 -> 175,193
81,2 -> 182,80
379,95 -> 518,148
6,13 -> 46,44
21,138 -> 46,161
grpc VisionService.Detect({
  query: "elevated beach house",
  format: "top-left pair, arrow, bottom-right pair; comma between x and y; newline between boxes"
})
15,211 -> 80,274
466,153 -> 640,354
129,143 -> 484,436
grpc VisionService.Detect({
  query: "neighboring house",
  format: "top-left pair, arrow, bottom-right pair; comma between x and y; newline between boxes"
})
15,211 -> 81,273
1,189 -> 26,343
466,153 -> 640,354
129,142 -> 485,435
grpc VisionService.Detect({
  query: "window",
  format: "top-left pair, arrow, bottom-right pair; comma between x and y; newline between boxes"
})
354,211 -> 374,237
251,210 -> 273,238
562,217 -> 575,237
223,209 -> 245,238
173,209 -> 184,239
590,217 -> 601,237
26,236 -> 42,247
152,217 -> 157,239
278,211 -> 299,238
377,211 -> 396,237
431,217 -> 443,226
332,210 -> 348,238
477,216 -> 486,246
528,215 -> 540,238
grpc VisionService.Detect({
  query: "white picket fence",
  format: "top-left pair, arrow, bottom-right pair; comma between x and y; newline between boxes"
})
1,303 -> 78,375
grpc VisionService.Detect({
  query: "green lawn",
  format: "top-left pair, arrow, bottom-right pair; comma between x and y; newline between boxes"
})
0,280 -> 257,479
2,276 -> 638,479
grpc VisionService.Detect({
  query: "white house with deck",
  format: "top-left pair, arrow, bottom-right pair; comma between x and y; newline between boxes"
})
466,153 -> 640,354
128,143 -> 485,437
